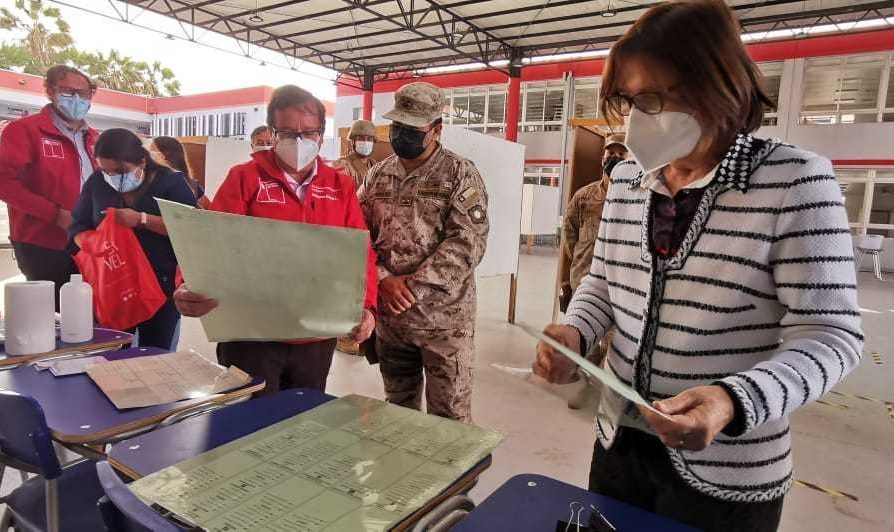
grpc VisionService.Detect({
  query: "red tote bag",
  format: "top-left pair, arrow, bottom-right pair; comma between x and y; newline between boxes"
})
74,208 -> 167,331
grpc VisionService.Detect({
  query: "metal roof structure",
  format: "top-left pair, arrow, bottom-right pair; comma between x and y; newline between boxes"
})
124,0 -> 894,83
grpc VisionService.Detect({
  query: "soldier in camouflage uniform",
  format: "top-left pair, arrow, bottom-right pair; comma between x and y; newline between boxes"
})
332,119 -> 377,190
562,134 -> 628,290
359,82 -> 489,422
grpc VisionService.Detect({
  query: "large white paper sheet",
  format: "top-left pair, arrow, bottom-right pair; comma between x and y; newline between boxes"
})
158,199 -> 369,342
520,324 -> 671,419
441,127 -> 524,278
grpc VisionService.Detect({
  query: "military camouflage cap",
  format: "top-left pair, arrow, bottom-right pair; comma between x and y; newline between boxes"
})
383,82 -> 445,128
348,119 -> 376,139
605,133 -> 627,149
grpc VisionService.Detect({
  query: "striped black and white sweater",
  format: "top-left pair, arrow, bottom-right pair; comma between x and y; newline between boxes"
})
563,134 -> 863,503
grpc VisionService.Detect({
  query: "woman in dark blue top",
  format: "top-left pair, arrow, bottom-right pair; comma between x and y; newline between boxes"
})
69,128 -> 197,350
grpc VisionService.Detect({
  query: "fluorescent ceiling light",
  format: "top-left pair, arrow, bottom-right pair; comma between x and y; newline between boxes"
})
526,49 -> 611,64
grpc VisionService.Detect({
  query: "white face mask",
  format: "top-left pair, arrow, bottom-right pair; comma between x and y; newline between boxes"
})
252,144 -> 271,153
625,107 -> 702,174
354,140 -> 374,157
274,137 -> 319,172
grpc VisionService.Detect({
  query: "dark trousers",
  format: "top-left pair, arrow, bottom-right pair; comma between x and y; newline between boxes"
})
589,429 -> 784,532
217,339 -> 337,394
12,241 -> 78,311
132,298 -> 180,350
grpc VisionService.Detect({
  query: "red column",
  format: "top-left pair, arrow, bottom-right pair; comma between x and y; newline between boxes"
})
362,89 -> 373,121
505,74 -> 521,142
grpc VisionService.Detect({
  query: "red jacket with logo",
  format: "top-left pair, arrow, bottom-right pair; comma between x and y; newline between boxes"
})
211,149 -> 378,315
0,105 -> 98,250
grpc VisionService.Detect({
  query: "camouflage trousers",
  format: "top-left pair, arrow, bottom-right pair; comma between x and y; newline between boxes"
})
376,325 -> 474,423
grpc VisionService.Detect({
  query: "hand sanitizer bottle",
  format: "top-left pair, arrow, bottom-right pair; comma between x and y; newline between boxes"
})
60,274 -> 93,343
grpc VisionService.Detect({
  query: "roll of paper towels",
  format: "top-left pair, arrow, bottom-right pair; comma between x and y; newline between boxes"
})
4,281 -> 56,356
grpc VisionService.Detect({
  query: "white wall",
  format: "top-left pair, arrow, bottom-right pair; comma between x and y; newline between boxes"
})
517,131 -> 565,160
787,123 -> 894,160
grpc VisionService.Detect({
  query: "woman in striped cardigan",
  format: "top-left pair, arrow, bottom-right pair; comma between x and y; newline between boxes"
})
533,2 -> 862,531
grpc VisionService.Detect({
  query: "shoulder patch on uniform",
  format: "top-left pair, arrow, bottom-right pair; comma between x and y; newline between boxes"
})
459,186 -> 481,209
468,204 -> 486,224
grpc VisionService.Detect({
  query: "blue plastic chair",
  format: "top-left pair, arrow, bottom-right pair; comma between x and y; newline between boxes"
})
0,390 -> 105,532
95,462 -> 182,532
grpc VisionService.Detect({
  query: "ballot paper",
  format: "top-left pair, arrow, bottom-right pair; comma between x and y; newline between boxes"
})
128,395 -> 504,532
86,350 -> 250,409
157,198 -> 368,342
35,355 -> 108,376
520,324 -> 672,420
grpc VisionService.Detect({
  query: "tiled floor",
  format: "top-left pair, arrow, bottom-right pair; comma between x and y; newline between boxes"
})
1,246 -> 892,531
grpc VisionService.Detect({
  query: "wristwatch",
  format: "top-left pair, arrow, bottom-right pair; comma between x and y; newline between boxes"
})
140,212 -> 148,226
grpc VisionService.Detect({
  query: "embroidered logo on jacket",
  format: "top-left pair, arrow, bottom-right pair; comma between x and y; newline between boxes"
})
41,138 -> 64,159
256,179 -> 286,204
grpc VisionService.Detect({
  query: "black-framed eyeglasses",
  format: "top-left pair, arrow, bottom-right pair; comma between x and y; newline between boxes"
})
57,86 -> 95,99
606,92 -> 665,116
273,128 -> 323,142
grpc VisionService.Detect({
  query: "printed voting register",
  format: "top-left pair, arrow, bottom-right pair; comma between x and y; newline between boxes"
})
157,198 -> 369,342
86,350 -> 250,409
128,395 -> 504,531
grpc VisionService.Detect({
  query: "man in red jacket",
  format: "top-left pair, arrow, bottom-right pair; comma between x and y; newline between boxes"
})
174,85 -> 377,393
0,65 -> 98,306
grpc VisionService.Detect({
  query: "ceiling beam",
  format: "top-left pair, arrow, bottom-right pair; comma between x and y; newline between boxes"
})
307,0 -> 810,64
339,0 -> 513,71
121,0 -> 368,72
251,0 -> 491,40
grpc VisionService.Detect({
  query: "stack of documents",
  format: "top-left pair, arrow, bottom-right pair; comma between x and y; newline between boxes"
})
86,350 -> 250,409
129,395 -> 504,531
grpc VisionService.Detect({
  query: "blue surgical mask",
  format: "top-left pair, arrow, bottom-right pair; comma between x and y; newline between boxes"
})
103,169 -> 143,193
56,94 -> 91,121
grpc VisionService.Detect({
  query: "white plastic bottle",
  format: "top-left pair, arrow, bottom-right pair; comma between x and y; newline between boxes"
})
60,274 -> 93,343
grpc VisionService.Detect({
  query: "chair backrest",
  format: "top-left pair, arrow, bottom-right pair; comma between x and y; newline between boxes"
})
856,234 -> 884,251
0,391 -> 61,479
95,461 -> 182,532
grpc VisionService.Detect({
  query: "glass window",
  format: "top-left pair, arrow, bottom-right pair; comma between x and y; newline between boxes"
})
524,82 -> 546,123
841,181 -> 866,226
885,65 -> 894,113
869,182 -> 894,230
838,54 -> 884,111
487,86 -> 506,125
800,53 -> 886,124
759,62 -> 783,111
235,112 -> 246,136
544,81 -> 565,122
802,56 -> 845,116
573,77 -> 599,119
468,87 -> 486,125
452,88 -> 469,126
